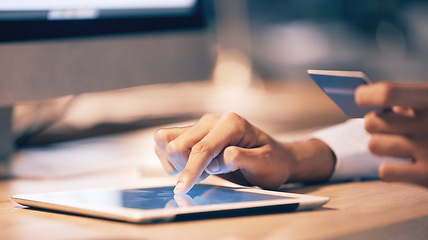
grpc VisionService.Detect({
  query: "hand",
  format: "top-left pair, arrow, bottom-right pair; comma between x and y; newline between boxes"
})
355,82 -> 428,187
154,112 -> 335,194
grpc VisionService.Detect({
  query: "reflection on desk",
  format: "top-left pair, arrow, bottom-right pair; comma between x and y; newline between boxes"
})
10,125 -> 164,179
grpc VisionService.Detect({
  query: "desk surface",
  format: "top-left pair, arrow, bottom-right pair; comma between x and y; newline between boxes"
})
2,82 -> 428,240
2,171 -> 428,240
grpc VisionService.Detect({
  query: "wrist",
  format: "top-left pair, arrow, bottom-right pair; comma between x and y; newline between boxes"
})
287,139 -> 336,183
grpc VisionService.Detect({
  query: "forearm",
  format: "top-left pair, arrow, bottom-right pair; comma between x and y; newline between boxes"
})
287,139 -> 336,183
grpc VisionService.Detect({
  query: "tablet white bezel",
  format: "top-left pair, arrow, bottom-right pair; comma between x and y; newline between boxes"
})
12,185 -> 329,223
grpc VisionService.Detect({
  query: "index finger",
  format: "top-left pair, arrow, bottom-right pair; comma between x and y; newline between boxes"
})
174,113 -> 247,194
355,82 -> 428,109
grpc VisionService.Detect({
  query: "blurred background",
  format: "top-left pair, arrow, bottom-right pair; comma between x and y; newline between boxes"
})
247,0 -> 428,82
4,0 -> 428,178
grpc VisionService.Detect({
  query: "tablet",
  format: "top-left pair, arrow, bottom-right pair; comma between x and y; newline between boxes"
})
307,69 -> 380,118
12,184 -> 329,223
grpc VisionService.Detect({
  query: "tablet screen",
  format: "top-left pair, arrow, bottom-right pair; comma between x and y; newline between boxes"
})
42,185 -> 291,210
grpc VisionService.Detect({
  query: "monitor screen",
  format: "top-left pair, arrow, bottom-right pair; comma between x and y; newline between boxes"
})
0,0 -> 205,42
0,0 -> 213,107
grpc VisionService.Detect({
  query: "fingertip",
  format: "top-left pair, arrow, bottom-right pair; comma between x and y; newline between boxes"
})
173,173 -> 196,194
173,181 -> 189,194
378,161 -> 393,181
174,169 -> 202,193
378,160 -> 415,183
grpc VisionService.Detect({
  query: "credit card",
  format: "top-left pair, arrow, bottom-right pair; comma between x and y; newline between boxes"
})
307,69 -> 379,118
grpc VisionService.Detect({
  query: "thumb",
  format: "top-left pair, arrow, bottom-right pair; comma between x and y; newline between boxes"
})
222,145 -> 287,189
356,82 -> 428,109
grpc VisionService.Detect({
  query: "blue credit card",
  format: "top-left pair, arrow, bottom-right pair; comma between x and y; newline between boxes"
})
307,69 -> 379,118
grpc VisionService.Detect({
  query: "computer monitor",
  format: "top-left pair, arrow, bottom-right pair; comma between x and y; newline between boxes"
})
0,0 -> 214,161
0,0 -> 206,42
0,0 -> 214,106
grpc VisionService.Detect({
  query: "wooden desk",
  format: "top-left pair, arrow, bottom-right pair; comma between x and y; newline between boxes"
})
2,81 -> 427,239
2,171 -> 428,240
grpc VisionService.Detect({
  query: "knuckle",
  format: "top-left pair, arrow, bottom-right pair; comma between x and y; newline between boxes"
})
200,113 -> 219,122
154,128 -> 168,144
191,142 -> 211,155
222,112 -> 247,132
258,147 -> 275,166
224,147 -> 240,161
166,140 -> 188,156
223,112 -> 244,123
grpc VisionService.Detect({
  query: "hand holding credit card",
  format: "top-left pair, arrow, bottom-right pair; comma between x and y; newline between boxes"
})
307,69 -> 381,118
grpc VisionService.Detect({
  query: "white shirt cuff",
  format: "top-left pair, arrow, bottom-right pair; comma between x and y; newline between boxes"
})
311,119 -> 410,182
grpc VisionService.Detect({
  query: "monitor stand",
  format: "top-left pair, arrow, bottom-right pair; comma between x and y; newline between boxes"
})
0,106 -> 13,178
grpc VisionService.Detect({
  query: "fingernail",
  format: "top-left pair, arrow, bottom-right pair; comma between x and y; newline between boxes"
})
207,159 -> 220,173
174,181 -> 185,194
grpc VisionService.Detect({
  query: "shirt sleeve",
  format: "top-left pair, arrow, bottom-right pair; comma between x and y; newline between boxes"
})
311,118 -> 411,182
